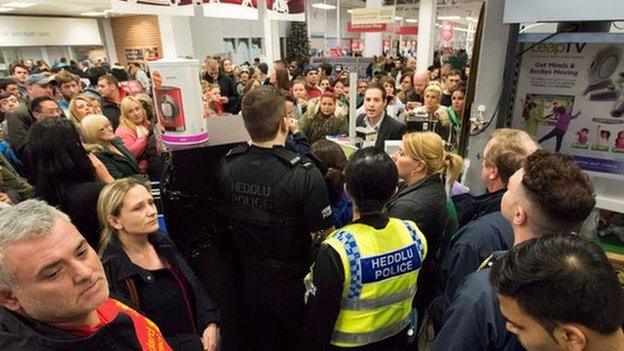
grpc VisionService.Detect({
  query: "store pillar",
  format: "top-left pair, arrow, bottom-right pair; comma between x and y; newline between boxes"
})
416,0 -> 436,71
259,0 -> 281,66
363,0 -> 383,57
158,15 -> 195,59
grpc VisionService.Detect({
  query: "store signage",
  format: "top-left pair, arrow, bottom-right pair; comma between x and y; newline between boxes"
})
0,16 -> 101,47
350,6 -> 396,25
441,22 -> 454,41
201,0 -> 303,21
512,40 -> 624,177
202,0 -> 259,20
347,21 -> 388,33
111,0 -> 195,16
396,25 -> 418,35
267,0 -> 305,21
504,0 -> 624,23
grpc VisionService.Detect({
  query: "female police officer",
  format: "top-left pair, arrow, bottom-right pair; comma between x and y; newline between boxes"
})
298,147 -> 428,351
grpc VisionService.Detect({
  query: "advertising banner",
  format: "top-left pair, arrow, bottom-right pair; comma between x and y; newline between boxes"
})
202,0 -> 259,20
111,0 -> 196,16
0,16 -> 101,47
147,59 -> 209,146
347,21 -> 388,33
396,25 -> 418,36
350,6 -> 396,25
513,40 -> 624,177
266,0 -> 305,21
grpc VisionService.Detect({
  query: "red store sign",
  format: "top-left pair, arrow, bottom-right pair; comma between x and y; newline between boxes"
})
347,21 -> 388,33
396,25 -> 418,35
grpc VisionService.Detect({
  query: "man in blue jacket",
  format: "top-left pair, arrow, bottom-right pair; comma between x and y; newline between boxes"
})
431,129 -> 538,328
431,150 -> 596,351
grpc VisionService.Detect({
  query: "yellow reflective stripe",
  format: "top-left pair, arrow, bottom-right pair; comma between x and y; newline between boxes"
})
340,285 -> 416,310
331,314 -> 411,345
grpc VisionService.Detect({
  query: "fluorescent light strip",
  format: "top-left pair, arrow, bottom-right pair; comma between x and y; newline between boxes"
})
2,1 -> 36,8
405,18 -> 418,23
311,3 -> 336,10
395,16 -> 403,21
466,16 -> 478,22
0,7 -> 14,12
438,15 -> 461,20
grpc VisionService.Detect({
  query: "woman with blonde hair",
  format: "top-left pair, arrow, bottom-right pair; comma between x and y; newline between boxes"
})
82,114 -> 140,179
115,96 -> 160,179
98,178 -> 219,351
412,84 -> 453,146
68,94 -> 96,125
386,131 -> 463,317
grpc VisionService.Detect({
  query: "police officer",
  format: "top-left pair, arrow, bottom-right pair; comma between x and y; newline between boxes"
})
431,150 -> 595,351
298,147 -> 428,351
218,85 -> 335,351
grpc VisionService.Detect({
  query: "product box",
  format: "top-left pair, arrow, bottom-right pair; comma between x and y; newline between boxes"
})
148,59 -> 208,145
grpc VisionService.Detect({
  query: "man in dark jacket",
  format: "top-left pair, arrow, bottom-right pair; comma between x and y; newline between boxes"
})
356,84 -> 406,150
6,73 -> 56,160
97,74 -> 123,130
0,200 -> 172,350
203,58 -> 240,114
431,150 -> 596,351
431,129 -> 539,327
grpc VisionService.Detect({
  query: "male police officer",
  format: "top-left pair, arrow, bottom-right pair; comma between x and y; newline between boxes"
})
431,150 -> 595,350
219,85 -> 334,351
299,147 -> 427,351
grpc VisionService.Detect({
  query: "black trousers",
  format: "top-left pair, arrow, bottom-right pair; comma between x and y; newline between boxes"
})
195,245 -> 252,351
243,266 -> 307,351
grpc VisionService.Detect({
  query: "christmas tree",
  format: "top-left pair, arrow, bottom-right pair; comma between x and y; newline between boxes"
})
287,21 -> 311,66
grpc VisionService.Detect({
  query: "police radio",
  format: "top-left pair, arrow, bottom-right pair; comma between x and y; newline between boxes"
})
405,110 -> 439,133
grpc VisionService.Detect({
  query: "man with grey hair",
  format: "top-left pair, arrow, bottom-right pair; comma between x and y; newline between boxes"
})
0,200 -> 172,350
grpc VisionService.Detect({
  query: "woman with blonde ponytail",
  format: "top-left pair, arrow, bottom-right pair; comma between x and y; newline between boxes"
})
386,131 -> 463,316
98,178 -> 220,351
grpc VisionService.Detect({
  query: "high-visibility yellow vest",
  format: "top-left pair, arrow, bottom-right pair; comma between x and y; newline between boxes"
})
322,218 -> 427,347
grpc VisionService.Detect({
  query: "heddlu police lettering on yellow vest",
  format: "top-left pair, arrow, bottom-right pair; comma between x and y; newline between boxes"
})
314,218 -> 427,347
364,245 -> 419,282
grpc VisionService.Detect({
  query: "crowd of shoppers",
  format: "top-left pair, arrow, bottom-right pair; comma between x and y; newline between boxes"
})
0,51 -> 621,351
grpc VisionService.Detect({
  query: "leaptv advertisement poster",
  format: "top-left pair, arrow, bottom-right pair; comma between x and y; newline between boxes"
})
513,39 -> 624,177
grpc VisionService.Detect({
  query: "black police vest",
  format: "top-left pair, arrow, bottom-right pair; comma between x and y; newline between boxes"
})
221,144 -> 314,270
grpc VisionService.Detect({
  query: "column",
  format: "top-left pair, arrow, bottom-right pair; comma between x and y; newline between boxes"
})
158,15 -> 195,59
462,0 -> 512,194
336,0 -> 341,50
416,0 -> 436,71
259,0 -> 281,66
363,0 -> 383,57
101,18 -> 118,64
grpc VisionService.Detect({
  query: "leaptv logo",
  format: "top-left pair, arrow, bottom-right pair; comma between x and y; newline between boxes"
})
531,43 -> 587,54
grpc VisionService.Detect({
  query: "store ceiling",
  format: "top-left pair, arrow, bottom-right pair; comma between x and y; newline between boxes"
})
0,0 -> 114,17
0,0 -> 482,23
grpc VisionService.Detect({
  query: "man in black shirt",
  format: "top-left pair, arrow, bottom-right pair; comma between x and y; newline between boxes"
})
203,58 -> 240,114
218,86 -> 334,351
441,69 -> 462,107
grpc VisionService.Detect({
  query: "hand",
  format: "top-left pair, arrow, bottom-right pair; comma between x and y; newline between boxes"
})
201,324 -> 219,351
89,153 -> 114,184
136,126 -> 149,139
298,99 -> 308,108
151,71 -> 163,88
0,192 -> 12,205
288,118 -> 299,134
220,96 -> 229,105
